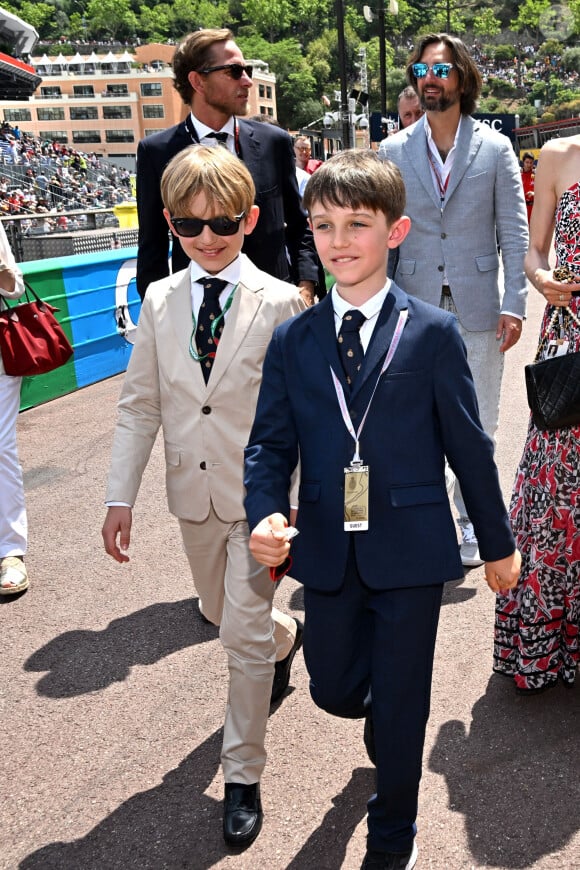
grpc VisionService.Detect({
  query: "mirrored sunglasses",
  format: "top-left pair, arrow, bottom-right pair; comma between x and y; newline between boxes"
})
412,62 -> 455,79
198,63 -> 253,80
170,213 -> 245,238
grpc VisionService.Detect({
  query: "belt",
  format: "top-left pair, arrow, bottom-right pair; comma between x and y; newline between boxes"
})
441,285 -> 451,297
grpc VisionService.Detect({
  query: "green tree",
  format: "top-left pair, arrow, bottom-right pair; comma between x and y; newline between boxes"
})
241,0 -> 293,41
510,0 -> 550,35
472,8 -> 501,37
138,3 -> 172,41
85,0 -> 137,39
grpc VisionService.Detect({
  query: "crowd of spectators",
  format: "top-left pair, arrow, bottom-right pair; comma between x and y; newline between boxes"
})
0,123 -> 134,235
470,42 -> 580,92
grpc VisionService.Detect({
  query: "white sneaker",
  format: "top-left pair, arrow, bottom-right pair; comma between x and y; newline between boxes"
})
458,519 -> 484,567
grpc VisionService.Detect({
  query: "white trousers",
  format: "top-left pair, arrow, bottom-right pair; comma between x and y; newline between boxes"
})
179,507 -> 296,784
441,294 -> 504,522
0,372 -> 27,557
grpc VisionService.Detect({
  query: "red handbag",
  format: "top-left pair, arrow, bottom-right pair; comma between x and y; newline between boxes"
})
0,281 -> 73,376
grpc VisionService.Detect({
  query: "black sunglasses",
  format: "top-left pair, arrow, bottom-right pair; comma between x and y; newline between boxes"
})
170,213 -> 245,238
412,62 -> 455,79
198,63 -> 253,80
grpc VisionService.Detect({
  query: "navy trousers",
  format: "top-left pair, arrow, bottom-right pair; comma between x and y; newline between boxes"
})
303,541 -> 443,853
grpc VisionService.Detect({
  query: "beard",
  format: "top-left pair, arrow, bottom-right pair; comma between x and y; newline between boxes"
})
419,87 -> 459,113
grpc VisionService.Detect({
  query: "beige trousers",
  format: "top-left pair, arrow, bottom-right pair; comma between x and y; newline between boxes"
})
179,507 -> 297,784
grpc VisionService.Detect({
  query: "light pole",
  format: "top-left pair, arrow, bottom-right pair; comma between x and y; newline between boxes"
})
364,1 -> 398,117
335,0 -> 352,148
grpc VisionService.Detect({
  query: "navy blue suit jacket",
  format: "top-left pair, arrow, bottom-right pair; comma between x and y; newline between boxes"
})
135,118 -> 319,299
244,284 -> 515,592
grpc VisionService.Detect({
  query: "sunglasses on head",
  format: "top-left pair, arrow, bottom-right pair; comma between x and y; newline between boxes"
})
412,62 -> 455,79
198,63 -> 253,80
170,213 -> 245,238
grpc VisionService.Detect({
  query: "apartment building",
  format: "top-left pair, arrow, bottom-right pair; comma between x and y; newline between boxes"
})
2,43 -> 278,170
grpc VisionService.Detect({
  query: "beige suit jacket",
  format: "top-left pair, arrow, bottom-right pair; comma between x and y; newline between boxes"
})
106,254 -> 304,522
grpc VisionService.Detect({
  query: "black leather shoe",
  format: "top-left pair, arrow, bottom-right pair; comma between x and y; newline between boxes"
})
270,618 -> 303,704
363,708 -> 376,766
223,782 -> 263,847
361,841 -> 417,869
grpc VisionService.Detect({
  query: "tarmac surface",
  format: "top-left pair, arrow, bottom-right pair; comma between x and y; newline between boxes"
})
2,284 -> 579,870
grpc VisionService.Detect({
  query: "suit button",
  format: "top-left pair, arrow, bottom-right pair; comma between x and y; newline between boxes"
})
438,264 -> 444,272
200,461 -> 206,470
350,409 -> 357,419
441,232 -> 447,239
202,405 -> 211,415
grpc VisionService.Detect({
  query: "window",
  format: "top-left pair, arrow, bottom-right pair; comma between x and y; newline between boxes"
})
43,131 -> 68,143
143,105 -> 164,119
70,106 -> 98,120
73,85 -> 95,97
73,130 -> 102,144
106,84 -> 129,96
259,84 -> 273,100
37,107 -> 65,121
40,86 -> 62,98
4,108 -> 31,122
260,106 -> 274,117
259,84 -> 265,98
105,130 -> 134,142
103,105 -> 132,119
140,82 -> 162,96
266,86 -> 272,99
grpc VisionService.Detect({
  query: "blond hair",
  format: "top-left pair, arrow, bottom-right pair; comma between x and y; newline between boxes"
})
161,145 -> 255,218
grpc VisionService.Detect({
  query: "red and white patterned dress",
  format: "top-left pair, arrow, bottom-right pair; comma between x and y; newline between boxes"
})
493,181 -> 580,692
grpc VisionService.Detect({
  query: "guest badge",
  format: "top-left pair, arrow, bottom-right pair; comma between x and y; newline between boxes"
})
344,463 -> 369,531
330,306 -> 409,534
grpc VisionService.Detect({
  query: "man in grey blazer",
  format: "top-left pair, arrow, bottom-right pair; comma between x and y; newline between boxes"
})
380,33 -> 528,568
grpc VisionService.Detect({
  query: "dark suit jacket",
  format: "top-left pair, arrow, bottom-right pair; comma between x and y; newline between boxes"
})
244,284 -> 515,592
135,118 -> 319,299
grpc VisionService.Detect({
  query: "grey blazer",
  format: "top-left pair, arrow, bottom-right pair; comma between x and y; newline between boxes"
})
380,115 -> 528,331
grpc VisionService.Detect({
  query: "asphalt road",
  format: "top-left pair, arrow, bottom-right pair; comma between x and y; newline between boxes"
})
2,283 -> 579,870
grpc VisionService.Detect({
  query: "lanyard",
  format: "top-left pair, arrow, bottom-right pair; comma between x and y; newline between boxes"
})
426,146 -> 450,205
330,308 -> 408,463
189,284 -> 237,362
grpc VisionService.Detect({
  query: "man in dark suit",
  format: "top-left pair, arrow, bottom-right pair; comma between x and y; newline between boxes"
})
243,151 -> 520,869
136,28 -> 319,303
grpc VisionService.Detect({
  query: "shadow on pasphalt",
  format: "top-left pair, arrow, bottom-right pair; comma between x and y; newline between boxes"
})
429,673 -> 580,867
286,766 -> 376,870
20,729 -> 228,870
24,597 -> 218,697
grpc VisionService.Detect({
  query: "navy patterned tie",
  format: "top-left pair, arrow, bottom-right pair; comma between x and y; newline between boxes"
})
196,277 -> 228,382
338,309 -> 366,387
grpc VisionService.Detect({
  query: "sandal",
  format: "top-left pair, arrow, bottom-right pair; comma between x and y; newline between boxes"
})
0,556 -> 29,595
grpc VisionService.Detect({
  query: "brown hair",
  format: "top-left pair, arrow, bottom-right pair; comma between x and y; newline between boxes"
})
406,33 -> 482,116
302,149 -> 405,223
160,145 -> 255,218
173,28 -> 234,105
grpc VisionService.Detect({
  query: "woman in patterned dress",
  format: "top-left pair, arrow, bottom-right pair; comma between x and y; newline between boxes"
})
493,136 -> 580,694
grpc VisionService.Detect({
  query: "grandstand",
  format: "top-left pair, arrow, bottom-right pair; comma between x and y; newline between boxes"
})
0,6 -> 41,99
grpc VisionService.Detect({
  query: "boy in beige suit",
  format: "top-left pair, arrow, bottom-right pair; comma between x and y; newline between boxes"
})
102,145 -> 304,849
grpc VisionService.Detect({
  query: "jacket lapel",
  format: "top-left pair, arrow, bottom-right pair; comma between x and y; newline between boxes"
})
444,115 -> 482,204
307,294 -> 349,390
237,120 -> 261,178
405,119 -> 441,211
166,268 -> 197,366
351,285 -> 408,400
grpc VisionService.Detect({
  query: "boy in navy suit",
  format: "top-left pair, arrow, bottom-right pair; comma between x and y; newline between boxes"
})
244,150 -> 520,870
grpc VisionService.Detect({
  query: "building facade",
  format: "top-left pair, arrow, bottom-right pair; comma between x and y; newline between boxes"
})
2,43 -> 278,170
